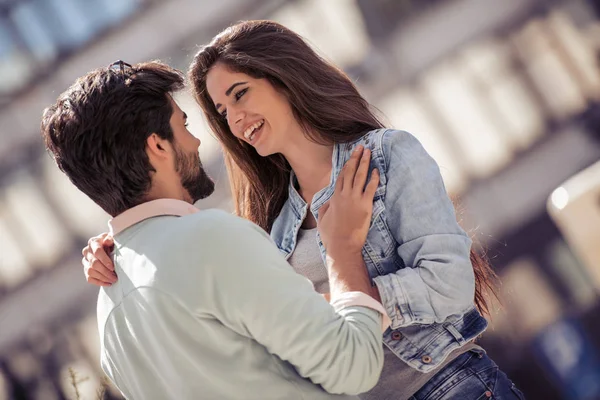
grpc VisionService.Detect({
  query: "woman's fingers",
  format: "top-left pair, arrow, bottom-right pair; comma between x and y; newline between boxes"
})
336,144 -> 378,197
83,252 -> 117,284
364,169 -> 380,199
87,276 -> 112,287
340,145 -> 364,192
317,202 -> 330,225
352,147 -> 371,191
89,268 -> 111,285
81,233 -> 117,287
89,235 -> 114,272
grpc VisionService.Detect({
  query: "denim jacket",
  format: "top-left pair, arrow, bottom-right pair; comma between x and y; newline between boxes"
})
271,129 -> 488,372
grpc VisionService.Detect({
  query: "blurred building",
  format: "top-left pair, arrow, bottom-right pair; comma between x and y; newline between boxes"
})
1,0 -> 599,399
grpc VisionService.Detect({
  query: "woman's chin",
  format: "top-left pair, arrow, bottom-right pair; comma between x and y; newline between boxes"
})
254,142 -> 275,157
255,147 -> 273,157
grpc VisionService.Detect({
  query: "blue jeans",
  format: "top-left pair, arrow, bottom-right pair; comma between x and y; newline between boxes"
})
409,349 -> 526,400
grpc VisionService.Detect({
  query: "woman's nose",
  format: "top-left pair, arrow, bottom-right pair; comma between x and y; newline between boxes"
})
227,107 -> 245,134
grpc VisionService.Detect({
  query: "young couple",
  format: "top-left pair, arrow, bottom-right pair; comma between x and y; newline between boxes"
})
44,20 -> 524,400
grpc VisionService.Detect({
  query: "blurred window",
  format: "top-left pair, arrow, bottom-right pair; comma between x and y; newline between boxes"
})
0,18 -> 33,96
41,155 -> 109,238
421,60 -> 512,178
0,0 -> 143,100
269,0 -> 370,68
356,0 -> 445,41
378,87 -> 468,194
460,38 -> 544,150
512,14 -> 593,120
546,11 -> 600,101
374,12 -> 600,190
500,257 -> 563,340
2,170 -> 70,272
543,239 -> 597,309
0,217 -> 30,288
10,1 -> 59,62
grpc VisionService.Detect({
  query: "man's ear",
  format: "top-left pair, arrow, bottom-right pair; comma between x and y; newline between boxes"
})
146,133 -> 171,160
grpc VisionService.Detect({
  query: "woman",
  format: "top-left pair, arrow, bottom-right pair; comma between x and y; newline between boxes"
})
83,20 -> 525,399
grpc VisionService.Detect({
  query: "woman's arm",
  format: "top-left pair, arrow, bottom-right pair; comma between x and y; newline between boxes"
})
373,130 -> 475,328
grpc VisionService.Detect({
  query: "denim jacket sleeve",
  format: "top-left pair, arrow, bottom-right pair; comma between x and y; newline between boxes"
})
206,214 -> 384,395
372,130 -> 475,328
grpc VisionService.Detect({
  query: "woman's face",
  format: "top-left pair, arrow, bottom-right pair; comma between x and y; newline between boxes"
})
206,63 -> 300,157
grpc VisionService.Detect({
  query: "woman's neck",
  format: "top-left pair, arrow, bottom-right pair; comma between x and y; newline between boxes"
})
282,135 -> 333,204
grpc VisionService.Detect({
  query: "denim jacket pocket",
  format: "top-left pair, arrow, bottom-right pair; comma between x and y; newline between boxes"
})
363,199 -> 406,276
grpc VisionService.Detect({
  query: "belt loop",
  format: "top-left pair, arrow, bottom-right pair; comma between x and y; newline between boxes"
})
443,323 -> 466,345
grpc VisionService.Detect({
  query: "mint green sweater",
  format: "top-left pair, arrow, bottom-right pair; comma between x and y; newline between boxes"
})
97,209 -> 384,399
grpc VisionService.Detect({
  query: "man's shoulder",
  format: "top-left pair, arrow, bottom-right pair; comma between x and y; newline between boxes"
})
183,208 -> 236,224
166,209 -> 272,254
176,208 -> 263,236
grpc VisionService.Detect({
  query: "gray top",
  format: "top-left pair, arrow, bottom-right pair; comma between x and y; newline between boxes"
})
288,228 -> 329,294
287,227 -> 479,400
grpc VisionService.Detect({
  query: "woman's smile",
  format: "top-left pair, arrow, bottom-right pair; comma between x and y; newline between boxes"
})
242,119 -> 265,144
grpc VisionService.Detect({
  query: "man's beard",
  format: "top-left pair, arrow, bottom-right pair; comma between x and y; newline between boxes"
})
174,145 -> 215,203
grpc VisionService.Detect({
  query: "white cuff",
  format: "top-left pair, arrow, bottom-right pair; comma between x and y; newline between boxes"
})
330,291 -> 391,332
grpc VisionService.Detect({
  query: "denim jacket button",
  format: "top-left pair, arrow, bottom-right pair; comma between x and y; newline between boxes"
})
421,355 -> 432,364
391,331 -> 402,340
485,391 -> 492,398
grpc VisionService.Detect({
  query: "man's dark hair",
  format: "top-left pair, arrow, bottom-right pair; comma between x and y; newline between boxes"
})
41,61 -> 185,216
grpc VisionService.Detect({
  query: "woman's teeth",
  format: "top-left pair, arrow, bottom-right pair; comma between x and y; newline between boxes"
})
243,120 -> 264,141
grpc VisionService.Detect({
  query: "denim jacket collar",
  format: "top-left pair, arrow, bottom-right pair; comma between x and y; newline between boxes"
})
287,138 -> 366,216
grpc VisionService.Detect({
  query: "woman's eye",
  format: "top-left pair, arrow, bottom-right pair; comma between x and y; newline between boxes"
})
235,88 -> 248,101
220,110 -> 228,119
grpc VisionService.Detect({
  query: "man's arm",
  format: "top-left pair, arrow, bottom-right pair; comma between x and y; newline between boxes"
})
200,147 -> 387,395
200,215 -> 384,395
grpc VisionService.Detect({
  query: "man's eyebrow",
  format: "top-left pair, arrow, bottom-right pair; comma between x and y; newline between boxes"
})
215,81 -> 248,111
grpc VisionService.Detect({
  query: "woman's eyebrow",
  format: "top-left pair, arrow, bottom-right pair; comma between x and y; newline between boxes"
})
215,81 -> 248,110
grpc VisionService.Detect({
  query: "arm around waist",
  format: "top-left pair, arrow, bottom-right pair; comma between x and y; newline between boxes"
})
192,213 -> 385,394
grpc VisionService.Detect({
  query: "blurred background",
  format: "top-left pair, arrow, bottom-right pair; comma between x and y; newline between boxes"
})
1,0 -> 600,399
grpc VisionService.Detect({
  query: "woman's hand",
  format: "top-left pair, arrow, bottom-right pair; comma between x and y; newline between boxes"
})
317,145 -> 379,256
318,145 -> 382,302
81,233 -> 117,286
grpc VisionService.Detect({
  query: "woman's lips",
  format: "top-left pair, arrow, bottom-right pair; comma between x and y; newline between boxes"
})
247,122 -> 264,145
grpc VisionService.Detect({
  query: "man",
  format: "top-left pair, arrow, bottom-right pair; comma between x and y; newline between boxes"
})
41,60 -> 388,399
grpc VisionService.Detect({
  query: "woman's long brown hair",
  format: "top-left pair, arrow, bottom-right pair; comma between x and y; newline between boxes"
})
189,20 -> 498,316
